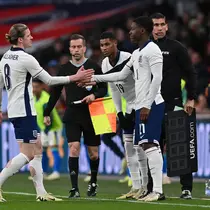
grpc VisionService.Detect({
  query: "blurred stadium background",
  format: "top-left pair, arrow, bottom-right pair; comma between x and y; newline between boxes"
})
1,0 -> 210,204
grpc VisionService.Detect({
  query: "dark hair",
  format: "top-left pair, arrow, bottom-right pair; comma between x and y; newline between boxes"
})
5,23 -> 28,45
100,31 -> 116,40
70,34 -> 86,46
150,13 -> 166,20
133,16 -> 153,34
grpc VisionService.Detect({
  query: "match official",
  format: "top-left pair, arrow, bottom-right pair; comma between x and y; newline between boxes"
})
44,34 -> 107,198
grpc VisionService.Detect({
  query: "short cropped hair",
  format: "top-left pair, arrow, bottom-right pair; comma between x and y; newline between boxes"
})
150,13 -> 166,21
100,31 -> 116,40
133,16 -> 153,34
70,34 -> 86,46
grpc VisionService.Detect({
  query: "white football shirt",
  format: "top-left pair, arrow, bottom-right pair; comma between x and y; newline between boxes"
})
0,47 -> 70,118
93,41 -> 164,110
102,51 -> 135,114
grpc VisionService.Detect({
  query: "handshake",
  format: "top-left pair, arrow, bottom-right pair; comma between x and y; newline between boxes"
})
72,66 -> 96,87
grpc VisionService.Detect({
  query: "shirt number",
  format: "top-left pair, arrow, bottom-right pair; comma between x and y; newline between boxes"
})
139,123 -> 145,137
4,64 -> 11,90
116,84 -> 124,93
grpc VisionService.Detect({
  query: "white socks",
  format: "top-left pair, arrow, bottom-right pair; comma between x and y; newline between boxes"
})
145,146 -> 163,194
124,134 -> 141,190
136,146 -> 148,188
29,155 -> 47,196
0,153 -> 29,188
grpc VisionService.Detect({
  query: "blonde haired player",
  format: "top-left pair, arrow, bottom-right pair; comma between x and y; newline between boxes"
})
0,23 -> 93,202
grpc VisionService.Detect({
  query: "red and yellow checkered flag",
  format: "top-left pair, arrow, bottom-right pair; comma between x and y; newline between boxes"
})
88,97 -> 116,135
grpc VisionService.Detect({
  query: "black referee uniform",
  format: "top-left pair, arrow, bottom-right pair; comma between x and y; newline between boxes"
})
44,59 -> 107,144
44,59 -> 107,195
152,36 -> 197,194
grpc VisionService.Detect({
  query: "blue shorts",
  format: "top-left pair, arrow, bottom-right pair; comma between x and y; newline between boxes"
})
10,116 -> 39,143
134,102 -> 165,146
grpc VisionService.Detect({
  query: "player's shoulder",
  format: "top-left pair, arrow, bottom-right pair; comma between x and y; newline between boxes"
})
147,41 -> 160,50
102,57 -> 108,65
131,49 -> 139,57
146,41 -> 162,54
18,50 -> 37,63
120,51 -> 131,58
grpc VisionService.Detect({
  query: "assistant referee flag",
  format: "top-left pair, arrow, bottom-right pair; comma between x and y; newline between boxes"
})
89,97 -> 116,135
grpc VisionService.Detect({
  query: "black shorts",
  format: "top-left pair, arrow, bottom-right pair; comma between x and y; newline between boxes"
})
65,111 -> 100,146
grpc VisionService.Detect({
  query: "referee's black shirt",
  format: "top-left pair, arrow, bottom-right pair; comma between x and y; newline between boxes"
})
152,36 -> 197,103
44,59 -> 107,122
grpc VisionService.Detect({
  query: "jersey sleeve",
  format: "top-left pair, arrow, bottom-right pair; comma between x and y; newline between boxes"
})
101,59 -> 106,74
24,55 -> 44,78
144,46 -> 163,109
92,62 -> 107,99
92,56 -> 133,83
109,83 -> 122,113
24,55 -> 70,85
147,45 -> 163,66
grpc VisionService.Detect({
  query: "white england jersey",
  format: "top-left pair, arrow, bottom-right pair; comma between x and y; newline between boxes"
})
0,47 -> 70,118
93,41 -> 164,110
101,51 -> 135,114
127,41 -> 164,110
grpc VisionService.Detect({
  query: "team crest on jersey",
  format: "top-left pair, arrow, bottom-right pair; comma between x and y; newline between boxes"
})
33,130 -> 38,138
138,55 -> 142,63
86,85 -> 93,91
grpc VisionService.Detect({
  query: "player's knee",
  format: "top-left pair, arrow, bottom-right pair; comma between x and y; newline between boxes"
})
35,143 -> 43,155
69,143 -> 80,157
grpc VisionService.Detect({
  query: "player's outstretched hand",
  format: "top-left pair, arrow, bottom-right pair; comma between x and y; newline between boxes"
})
140,107 -> 150,123
44,116 -> 51,126
81,94 -> 95,104
0,111 -> 2,124
184,99 -> 194,116
70,66 -> 94,82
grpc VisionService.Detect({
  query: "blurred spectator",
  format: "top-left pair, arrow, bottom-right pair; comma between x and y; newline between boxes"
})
59,55 -> 70,65
115,28 -> 135,53
47,60 -> 58,76
89,42 -> 103,66
191,51 -> 209,95
195,94 -> 210,113
38,38 -> 67,67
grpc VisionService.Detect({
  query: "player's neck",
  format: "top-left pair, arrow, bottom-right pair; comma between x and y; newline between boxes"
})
71,56 -> 86,65
109,50 -> 119,66
138,37 -> 150,49
12,44 -> 24,50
